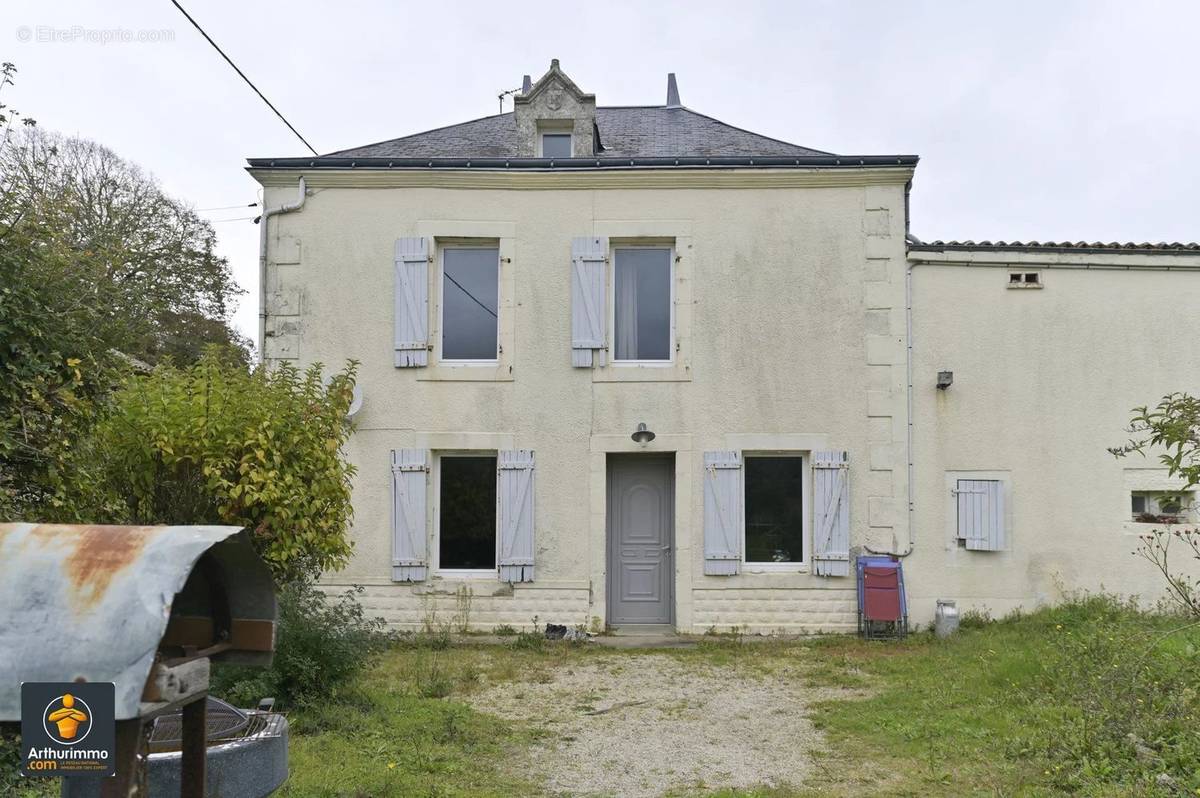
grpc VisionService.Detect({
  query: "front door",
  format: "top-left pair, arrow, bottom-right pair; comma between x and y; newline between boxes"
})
607,455 -> 674,625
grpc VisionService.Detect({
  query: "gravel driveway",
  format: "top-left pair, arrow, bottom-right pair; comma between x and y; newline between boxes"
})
468,651 -> 844,797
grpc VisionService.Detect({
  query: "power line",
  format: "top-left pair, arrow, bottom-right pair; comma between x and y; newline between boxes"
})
168,0 -> 318,156
197,202 -> 258,212
444,273 -> 497,318
209,216 -> 257,223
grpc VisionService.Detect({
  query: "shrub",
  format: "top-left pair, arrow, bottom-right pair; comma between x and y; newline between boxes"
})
74,353 -> 358,584
1011,595 -> 1200,793
210,582 -> 391,709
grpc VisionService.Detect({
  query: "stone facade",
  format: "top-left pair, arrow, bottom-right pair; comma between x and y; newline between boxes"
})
513,59 -> 596,157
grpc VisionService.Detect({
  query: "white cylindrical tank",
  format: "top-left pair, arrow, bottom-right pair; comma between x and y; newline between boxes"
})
935,599 -> 959,639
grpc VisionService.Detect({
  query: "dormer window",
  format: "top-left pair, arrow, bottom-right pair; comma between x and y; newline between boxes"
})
540,132 -> 572,158
516,60 -> 595,157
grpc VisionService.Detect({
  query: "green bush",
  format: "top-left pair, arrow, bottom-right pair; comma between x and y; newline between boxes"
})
1013,595 -> 1200,793
73,353 -> 358,583
210,582 -> 392,709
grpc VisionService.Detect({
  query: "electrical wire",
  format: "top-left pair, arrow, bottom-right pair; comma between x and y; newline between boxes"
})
444,273 -> 497,318
197,202 -> 258,212
168,0 -> 319,156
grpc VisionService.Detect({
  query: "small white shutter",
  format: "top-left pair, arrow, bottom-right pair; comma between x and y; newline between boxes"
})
813,451 -> 850,576
391,449 -> 428,581
703,451 -> 742,575
497,450 -> 535,582
570,236 -> 608,367
394,237 -> 429,367
956,479 -> 1006,551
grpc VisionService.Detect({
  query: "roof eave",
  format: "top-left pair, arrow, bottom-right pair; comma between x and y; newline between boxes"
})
245,154 -> 919,170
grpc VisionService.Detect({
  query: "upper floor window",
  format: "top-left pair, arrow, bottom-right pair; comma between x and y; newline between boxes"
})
540,133 -> 572,158
613,246 -> 672,362
441,246 -> 499,362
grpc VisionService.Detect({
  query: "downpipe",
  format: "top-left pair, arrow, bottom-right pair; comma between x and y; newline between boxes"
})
256,177 -> 307,364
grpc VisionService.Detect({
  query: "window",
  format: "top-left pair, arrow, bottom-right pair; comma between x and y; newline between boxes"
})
743,455 -> 805,564
613,247 -> 673,362
438,455 -> 497,570
1131,491 -> 1191,524
540,133 -> 572,158
954,479 -> 1006,551
441,246 -> 499,361
1008,271 -> 1041,288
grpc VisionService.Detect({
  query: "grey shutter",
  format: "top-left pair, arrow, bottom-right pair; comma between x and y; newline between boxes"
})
394,237 -> 429,367
703,451 -> 742,575
391,449 -> 428,581
813,451 -> 850,576
571,236 -> 608,367
497,450 -> 535,582
956,479 -> 1006,551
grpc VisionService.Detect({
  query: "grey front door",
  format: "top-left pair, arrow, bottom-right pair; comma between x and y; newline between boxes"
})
607,455 -> 674,625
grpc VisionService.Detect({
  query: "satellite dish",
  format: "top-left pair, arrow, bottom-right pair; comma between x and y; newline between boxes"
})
346,383 -> 364,420
322,376 -> 363,421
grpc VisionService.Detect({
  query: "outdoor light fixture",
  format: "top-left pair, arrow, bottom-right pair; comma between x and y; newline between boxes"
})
631,422 -> 656,444
937,371 -> 954,390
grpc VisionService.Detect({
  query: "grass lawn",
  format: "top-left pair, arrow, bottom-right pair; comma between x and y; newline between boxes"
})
280,598 -> 1200,797
6,597 -> 1197,797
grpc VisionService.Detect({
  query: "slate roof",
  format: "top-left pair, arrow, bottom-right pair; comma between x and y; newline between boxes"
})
321,106 -> 833,160
909,239 -> 1200,255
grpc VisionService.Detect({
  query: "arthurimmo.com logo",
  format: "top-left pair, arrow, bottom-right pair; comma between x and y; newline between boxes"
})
44,692 -> 92,743
21,682 -> 115,777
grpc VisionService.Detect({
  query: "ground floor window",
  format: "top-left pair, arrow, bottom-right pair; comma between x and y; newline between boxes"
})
1131,490 -> 1191,524
438,454 -> 497,570
744,455 -> 805,564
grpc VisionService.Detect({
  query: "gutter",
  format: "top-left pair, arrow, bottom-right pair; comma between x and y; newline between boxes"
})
257,177 -> 307,364
245,154 -> 919,171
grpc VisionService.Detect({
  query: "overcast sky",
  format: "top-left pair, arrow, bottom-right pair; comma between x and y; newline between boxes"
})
6,0 -> 1198,341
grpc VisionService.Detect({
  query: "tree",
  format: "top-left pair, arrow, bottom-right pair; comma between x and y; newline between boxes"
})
1112,393 -> 1200,619
0,64 -> 249,518
70,354 -> 359,583
0,126 -> 247,365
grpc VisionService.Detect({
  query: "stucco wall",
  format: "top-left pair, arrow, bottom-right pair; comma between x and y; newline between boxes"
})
907,249 -> 1200,624
256,168 -> 912,633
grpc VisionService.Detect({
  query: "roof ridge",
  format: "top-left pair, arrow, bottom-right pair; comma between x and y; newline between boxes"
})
910,239 -> 1200,254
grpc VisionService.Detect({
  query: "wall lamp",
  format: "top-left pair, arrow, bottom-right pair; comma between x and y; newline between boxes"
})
631,422 -> 656,444
936,371 -> 954,390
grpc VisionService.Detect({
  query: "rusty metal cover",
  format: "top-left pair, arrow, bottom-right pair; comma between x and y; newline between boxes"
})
0,524 -> 263,721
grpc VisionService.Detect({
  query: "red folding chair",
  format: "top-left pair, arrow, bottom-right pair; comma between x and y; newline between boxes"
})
862,566 -> 907,639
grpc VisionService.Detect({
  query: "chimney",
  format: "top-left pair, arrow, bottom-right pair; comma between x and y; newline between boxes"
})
666,73 -> 681,108
521,74 -> 532,94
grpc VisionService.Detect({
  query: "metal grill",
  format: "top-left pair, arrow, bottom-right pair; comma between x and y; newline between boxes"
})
148,697 -> 250,753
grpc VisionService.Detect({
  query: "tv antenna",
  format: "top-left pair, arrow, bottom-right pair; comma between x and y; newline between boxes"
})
498,86 -> 521,114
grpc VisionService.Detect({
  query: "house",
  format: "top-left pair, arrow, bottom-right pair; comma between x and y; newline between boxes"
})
247,61 -> 1200,633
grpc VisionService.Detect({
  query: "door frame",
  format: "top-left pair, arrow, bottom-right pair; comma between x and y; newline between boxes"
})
587,434 -> 694,632
605,453 -> 676,626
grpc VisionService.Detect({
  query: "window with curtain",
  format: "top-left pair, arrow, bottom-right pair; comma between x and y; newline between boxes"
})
613,247 -> 672,361
441,246 -> 499,361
